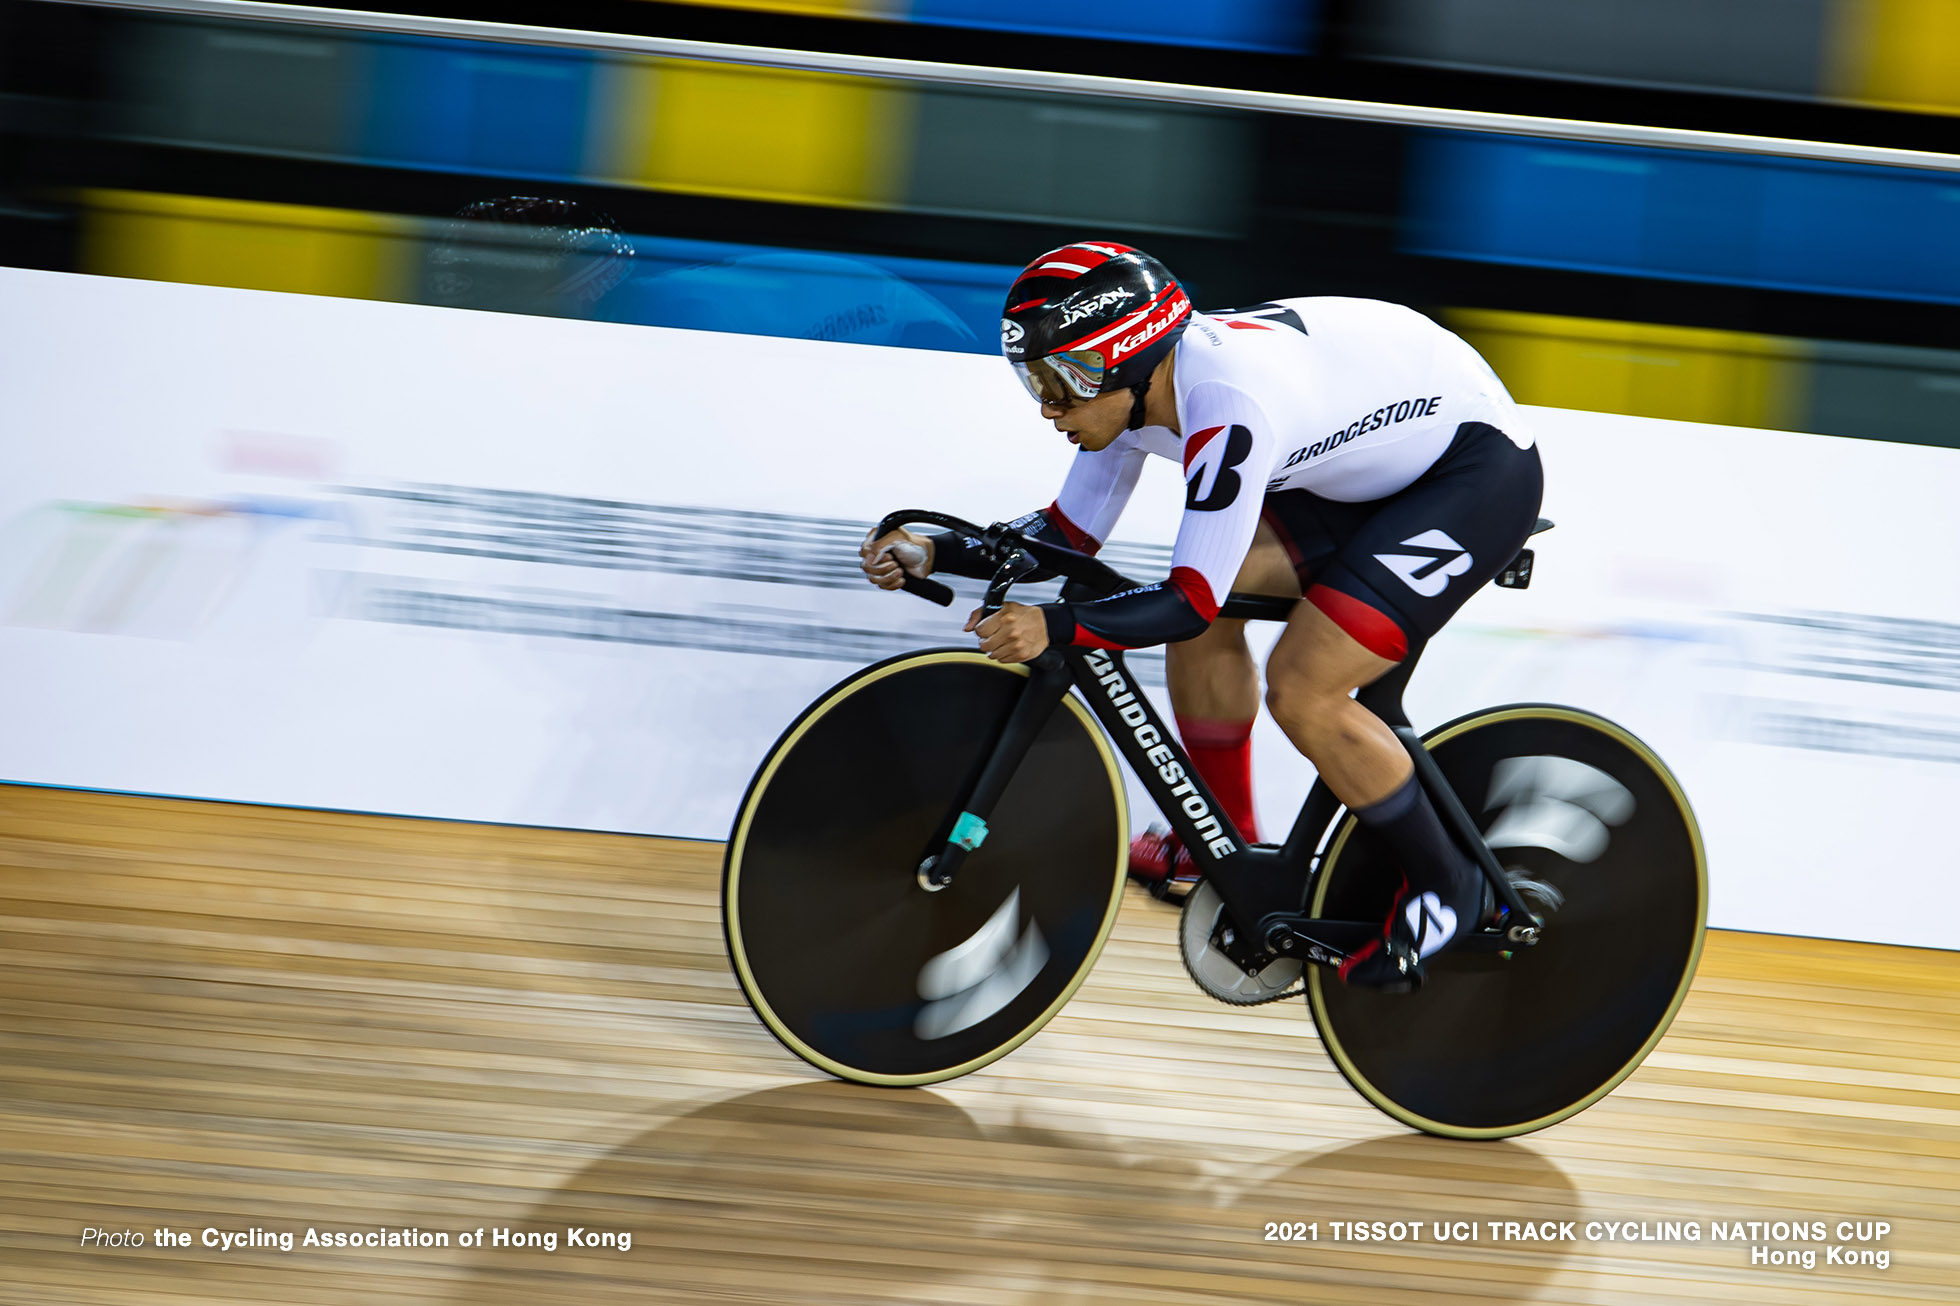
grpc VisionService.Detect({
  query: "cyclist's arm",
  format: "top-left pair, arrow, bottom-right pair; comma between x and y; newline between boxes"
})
1039,382 -> 1276,650
927,438 -> 1147,579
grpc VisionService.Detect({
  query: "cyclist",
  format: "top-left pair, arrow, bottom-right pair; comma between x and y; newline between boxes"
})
860,242 -> 1542,989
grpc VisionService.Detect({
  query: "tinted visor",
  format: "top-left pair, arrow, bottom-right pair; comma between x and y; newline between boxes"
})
1012,349 -> 1107,405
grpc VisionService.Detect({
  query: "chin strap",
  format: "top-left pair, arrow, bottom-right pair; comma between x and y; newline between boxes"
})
1125,380 -> 1152,430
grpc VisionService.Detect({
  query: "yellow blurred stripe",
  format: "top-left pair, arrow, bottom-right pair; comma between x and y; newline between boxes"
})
1830,0 -> 1960,115
597,60 -> 910,207
1448,309 -> 1811,429
80,190 -> 420,300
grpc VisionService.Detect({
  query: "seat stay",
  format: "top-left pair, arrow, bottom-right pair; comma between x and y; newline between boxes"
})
1278,778 -> 1343,870
1394,723 -> 1541,928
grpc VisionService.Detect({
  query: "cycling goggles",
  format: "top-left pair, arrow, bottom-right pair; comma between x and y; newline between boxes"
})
1012,349 -> 1107,406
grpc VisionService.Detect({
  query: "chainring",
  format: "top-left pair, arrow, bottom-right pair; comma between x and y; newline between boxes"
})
1178,880 -> 1305,1006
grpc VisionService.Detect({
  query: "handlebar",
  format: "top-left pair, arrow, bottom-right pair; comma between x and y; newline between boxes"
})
871,508 -> 1140,613
875,508 -> 1562,617
898,573 -> 955,607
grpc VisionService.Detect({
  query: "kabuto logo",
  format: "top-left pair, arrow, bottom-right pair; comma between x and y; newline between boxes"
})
999,318 -> 1025,354
1374,529 -> 1472,598
1108,295 -> 1190,359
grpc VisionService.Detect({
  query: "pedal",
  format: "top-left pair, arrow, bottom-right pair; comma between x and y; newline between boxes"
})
1144,870 -> 1203,903
1382,938 -> 1426,992
1495,548 -> 1533,589
1128,828 -> 1201,904
1339,937 -> 1426,994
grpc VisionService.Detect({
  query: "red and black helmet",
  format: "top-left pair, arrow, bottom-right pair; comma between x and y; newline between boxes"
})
1000,242 -> 1192,424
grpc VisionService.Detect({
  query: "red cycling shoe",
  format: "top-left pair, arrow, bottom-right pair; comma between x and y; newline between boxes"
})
1128,826 -> 1200,900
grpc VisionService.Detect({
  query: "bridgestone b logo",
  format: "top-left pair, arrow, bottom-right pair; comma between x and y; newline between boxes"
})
1081,648 -> 1236,859
1185,424 -> 1252,513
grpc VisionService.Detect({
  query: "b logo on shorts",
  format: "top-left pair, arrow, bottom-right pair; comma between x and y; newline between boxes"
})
1374,529 -> 1472,597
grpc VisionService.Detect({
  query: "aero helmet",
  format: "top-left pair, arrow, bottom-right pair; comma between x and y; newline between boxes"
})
1000,242 -> 1192,429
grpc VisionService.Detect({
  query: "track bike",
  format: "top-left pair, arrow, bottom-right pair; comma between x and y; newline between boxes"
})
723,510 -> 1706,1138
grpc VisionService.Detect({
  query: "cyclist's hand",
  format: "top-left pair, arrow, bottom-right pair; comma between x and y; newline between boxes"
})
966,602 -> 1050,663
860,528 -> 934,590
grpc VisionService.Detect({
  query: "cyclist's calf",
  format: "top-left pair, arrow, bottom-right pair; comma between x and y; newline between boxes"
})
1264,605 -> 1410,809
1165,618 -> 1260,722
1264,683 -> 1409,805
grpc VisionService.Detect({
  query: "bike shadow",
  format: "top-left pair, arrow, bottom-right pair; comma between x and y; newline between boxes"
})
1222,1133 -> 1585,1300
442,1080 -> 1580,1304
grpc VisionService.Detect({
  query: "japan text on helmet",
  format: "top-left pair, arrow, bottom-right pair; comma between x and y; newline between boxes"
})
999,242 -> 1192,424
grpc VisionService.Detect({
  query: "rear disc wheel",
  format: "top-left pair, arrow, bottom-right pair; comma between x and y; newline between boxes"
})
1306,705 -> 1706,1138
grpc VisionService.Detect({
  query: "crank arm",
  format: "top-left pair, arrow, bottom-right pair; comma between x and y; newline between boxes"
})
1254,915 -> 1378,967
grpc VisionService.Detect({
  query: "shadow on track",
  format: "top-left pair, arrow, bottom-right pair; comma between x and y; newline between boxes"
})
446,1079 -> 1580,1304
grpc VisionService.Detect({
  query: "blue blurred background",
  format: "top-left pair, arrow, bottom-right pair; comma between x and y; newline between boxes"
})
2,0 -> 1957,445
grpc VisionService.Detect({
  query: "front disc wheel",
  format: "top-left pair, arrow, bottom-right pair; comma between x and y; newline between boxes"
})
724,651 -> 1129,1086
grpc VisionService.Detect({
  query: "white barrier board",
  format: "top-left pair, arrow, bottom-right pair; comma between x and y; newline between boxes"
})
2,268 -> 1955,948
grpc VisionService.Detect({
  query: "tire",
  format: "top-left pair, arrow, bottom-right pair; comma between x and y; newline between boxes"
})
723,650 -> 1128,1086
1305,705 -> 1707,1138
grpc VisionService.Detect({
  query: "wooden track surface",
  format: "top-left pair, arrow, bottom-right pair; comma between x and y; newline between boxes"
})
1,783 -> 1955,1305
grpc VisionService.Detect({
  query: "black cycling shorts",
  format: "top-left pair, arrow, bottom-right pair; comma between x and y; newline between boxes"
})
1259,421 -> 1543,662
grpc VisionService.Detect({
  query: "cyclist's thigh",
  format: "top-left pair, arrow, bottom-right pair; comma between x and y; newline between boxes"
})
1232,518 -> 1305,599
1257,495 -> 1369,596
1275,421 -> 1543,662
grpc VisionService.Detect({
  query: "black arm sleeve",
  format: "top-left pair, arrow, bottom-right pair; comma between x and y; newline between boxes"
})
926,508 -> 1084,582
933,508 -> 1212,649
1040,580 -> 1212,652
924,528 -> 993,580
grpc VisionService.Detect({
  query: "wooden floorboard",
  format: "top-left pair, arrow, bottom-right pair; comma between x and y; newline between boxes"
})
1,784 -> 1954,1304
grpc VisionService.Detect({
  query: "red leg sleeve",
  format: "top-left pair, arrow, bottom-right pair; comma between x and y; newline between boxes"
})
1175,714 -> 1259,843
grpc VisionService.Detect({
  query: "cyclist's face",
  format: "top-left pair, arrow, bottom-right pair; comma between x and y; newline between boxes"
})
1041,387 -> 1132,451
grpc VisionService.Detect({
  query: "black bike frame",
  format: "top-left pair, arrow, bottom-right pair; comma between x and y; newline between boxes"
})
883,509 -> 1541,966
976,639 -> 1536,968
